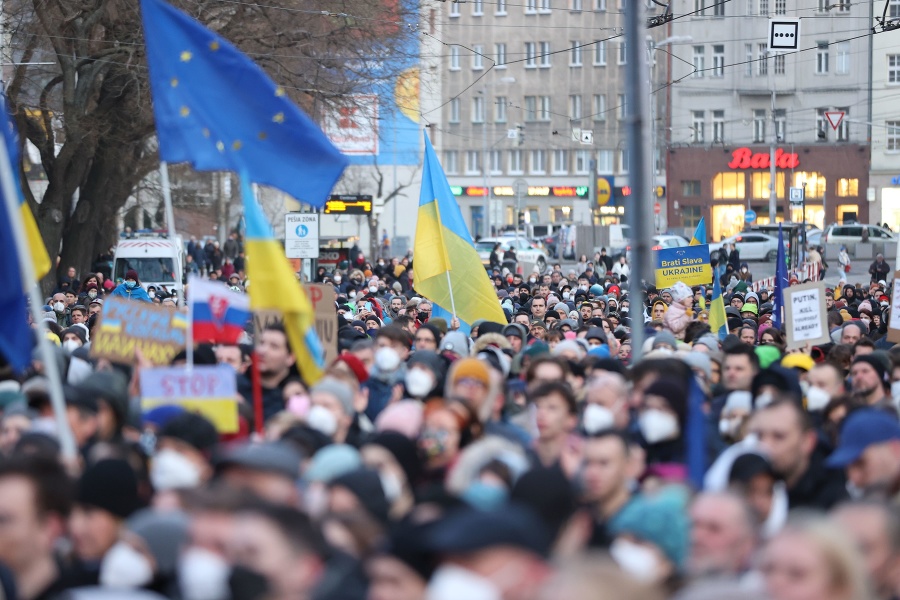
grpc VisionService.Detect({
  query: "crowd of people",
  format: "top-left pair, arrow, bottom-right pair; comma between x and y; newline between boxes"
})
2,242 -> 900,600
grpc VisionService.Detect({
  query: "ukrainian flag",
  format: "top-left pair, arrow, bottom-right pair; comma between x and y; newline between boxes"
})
414,134 -> 506,326
709,269 -> 728,340
689,217 -> 706,247
242,175 -> 324,385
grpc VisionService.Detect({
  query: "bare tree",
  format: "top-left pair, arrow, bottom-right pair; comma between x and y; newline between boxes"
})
2,0 -> 418,288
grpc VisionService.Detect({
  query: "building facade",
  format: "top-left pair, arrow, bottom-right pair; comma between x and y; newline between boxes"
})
437,0 -> 671,238
869,0 -> 900,228
667,0 -> 872,242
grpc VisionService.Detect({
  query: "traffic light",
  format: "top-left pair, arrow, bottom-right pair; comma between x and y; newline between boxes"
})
517,210 -> 525,226
516,124 -> 525,147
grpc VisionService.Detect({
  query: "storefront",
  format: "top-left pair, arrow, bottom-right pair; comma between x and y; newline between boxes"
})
667,145 -> 870,242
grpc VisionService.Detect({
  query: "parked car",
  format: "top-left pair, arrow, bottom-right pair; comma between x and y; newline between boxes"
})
475,236 -> 549,272
822,223 -> 897,245
709,233 -> 785,261
613,234 -> 690,262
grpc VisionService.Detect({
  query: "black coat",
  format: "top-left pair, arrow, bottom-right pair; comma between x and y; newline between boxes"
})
786,448 -> 849,510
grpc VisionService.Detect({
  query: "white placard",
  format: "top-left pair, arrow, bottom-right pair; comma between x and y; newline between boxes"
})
284,213 -> 319,259
889,271 -> 900,342
784,281 -> 830,349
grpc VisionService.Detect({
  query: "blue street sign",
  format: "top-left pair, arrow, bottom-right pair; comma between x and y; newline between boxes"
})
744,209 -> 757,223
295,224 -> 309,237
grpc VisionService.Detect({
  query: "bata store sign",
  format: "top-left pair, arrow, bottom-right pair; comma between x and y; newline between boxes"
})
727,147 -> 800,169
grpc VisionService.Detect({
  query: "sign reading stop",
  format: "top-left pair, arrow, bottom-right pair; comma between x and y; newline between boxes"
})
654,203 -> 661,215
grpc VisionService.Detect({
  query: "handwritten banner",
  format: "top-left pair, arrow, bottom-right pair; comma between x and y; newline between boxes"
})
141,365 -> 238,433
91,297 -> 186,365
784,281 -> 830,349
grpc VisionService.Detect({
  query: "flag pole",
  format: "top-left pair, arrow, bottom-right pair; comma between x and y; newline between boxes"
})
444,270 -> 458,321
0,133 -> 77,460
186,275 -> 194,371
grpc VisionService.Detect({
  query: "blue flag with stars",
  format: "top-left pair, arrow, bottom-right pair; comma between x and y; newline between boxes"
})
140,0 -> 348,207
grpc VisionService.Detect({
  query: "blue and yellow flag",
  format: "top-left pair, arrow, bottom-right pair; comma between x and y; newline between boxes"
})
140,0 -> 348,207
414,134 -> 506,326
689,217 -> 706,246
241,174 -> 324,386
709,269 -> 728,340
773,223 -> 788,328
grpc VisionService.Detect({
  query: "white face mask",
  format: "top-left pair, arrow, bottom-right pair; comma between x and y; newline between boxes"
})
718,416 -> 741,438
582,403 -> 615,434
426,564 -> 502,600
100,541 -> 154,588
892,381 -> 900,400
62,339 -> 81,354
380,471 -> 403,502
562,292 -> 570,300
303,483 -> 329,519
755,392 -> 775,409
334,276 -> 342,283
806,386 -> 832,412
405,367 -> 434,398
638,409 -> 680,444
369,286 -> 378,294
179,547 -> 231,600
53,301 -> 65,312
529,278 -> 537,284
610,538 -> 660,582
148,291 -> 156,299
306,405 -> 338,437
150,448 -> 202,491
374,347 -> 401,372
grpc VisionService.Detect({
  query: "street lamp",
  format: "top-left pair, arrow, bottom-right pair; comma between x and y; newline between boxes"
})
481,76 -> 516,238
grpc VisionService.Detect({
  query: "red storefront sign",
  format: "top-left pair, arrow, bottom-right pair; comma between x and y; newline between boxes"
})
727,147 -> 800,170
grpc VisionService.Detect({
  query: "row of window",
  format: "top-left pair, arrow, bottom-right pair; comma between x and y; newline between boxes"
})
448,0 -> 628,17
448,40 -> 626,71
448,94 -> 624,123
690,42 -> 851,78
743,0 -> 850,15
682,173 -> 858,201
443,148 -> 628,176
687,108 -> 850,144
887,121 -> 900,151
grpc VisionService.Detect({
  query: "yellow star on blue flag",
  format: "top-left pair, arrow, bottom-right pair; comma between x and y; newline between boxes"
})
140,0 -> 348,207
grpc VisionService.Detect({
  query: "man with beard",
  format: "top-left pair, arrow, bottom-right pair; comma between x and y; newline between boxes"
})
849,354 -> 892,408
238,324 -> 296,420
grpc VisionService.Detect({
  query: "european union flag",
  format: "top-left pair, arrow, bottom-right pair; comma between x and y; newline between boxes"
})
140,0 -> 348,207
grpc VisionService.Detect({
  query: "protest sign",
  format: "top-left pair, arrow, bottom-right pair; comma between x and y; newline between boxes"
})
141,364 -> 239,433
250,284 -> 337,365
654,244 -> 712,288
783,281 -> 830,349
91,297 -> 186,365
888,271 -> 900,343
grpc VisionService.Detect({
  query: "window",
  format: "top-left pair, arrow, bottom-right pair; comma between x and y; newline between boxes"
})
713,0 -> 725,15
525,42 -> 537,68
694,0 -> 705,15
569,95 -> 583,120
691,111 -> 705,143
495,43 -> 507,67
445,151 -> 459,173
775,109 -> 786,141
892,0 -> 900,17
617,150 -> 628,174
595,0 -> 606,9
818,0 -> 828,11
540,42 -> 552,67
793,172 -> 826,198
748,0 -> 756,15
524,96 -> 537,121
593,94 -> 607,121
692,46 -> 705,77
837,107 -> 850,141
617,94 -> 626,119
473,45 -> 484,70
450,1 -> 460,16
571,0 -> 583,9
472,97 -> 485,123
889,55 -> 900,84
759,0 -> 768,13
836,0 -> 850,12
526,0 -> 537,12
618,42 -> 627,65
539,0 -> 551,12
574,150 -> 589,174
570,41 -> 583,67
758,44 -> 768,75
712,173 -> 745,199
712,45 -> 724,77
496,0 -> 507,13
449,98 -> 460,123
887,121 -> 900,151
835,42 -> 849,74
775,0 -> 785,14
509,150 -> 524,173
466,151 -> 480,174
539,95 -> 551,120
745,44 -> 753,76
473,0 -> 484,14
530,149 -> 546,174
682,180 -> 701,196
450,46 -> 460,70
836,178 -> 859,197
713,110 -> 725,142
682,206 -> 702,230
774,55 -> 785,75
753,109 -> 767,142
597,150 -> 614,174
816,108 -> 829,141
553,149 -> 568,174
594,41 -> 607,65
490,150 -> 503,174
495,97 -> 507,122
816,42 -> 829,74
750,173 -> 785,199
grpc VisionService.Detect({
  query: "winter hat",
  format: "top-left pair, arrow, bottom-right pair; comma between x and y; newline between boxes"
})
77,370 -> 129,426
439,331 -> 470,356
125,510 -> 190,576
311,378 -> 355,416
694,335 -> 719,352
643,376 -> 688,427
448,358 -> 491,387
375,400 -> 424,439
364,431 -> 421,487
335,353 -> 369,384
158,411 -> 219,455
589,284 -> 604,296
610,487 -> 690,571
585,327 -> 607,342
744,291 -> 760,304
852,354 -> 890,388
754,345 -> 782,369
781,353 -> 815,372
76,459 -> 142,519
304,444 -> 362,483
652,330 -> 678,350
741,303 -> 758,316
607,284 -> 620,298
669,282 -> 692,303
125,270 -> 139,282
329,468 -> 391,524
61,327 -> 87,344
510,465 -> 577,541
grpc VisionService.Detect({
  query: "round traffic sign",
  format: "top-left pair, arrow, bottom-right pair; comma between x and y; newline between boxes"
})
295,224 -> 309,237
654,203 -> 661,215
744,209 -> 757,223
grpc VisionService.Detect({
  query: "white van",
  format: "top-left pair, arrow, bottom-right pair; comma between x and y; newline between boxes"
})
113,233 -> 184,301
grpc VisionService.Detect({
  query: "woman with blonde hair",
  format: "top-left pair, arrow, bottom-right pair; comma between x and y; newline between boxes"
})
759,512 -> 872,600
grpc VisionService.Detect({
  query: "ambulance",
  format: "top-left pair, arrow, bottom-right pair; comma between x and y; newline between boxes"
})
112,232 -> 184,301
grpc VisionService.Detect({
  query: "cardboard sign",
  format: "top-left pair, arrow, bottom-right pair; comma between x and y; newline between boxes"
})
888,270 -> 900,343
654,244 -> 712,288
250,284 -> 337,365
141,365 -> 238,433
91,297 -> 187,365
784,281 -> 830,349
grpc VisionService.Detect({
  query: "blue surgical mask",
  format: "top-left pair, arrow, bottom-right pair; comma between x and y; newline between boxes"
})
125,281 -> 136,289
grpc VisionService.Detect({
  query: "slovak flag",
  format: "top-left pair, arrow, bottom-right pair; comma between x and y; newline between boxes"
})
189,276 -> 250,344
